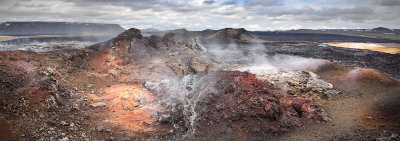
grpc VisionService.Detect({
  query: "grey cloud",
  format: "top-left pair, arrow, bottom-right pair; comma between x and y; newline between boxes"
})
251,5 -> 375,23
66,0 -> 207,12
378,0 -> 400,6
214,11 -> 239,16
317,7 -> 373,17
203,0 -> 215,5
222,0 -> 237,5
245,0 -> 280,7
260,7 -> 313,17
0,0 -> 399,30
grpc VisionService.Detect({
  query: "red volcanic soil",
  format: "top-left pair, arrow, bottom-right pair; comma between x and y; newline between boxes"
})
87,84 -> 162,131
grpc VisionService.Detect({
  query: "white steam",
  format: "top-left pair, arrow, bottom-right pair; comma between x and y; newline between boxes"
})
206,42 -> 326,74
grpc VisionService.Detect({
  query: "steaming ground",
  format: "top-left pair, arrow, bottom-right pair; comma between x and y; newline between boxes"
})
0,41 -> 95,52
0,33 -> 118,52
0,28 -> 399,140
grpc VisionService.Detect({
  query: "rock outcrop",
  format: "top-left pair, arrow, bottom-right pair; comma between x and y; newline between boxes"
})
207,28 -> 255,43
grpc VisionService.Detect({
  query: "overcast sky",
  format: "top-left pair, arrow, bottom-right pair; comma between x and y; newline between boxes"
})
0,0 -> 399,31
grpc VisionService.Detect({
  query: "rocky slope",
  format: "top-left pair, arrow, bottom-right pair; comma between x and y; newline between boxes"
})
89,28 -> 334,138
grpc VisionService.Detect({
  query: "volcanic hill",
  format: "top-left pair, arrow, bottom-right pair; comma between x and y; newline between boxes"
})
0,28 -> 333,140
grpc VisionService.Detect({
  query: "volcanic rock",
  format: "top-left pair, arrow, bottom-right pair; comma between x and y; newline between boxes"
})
189,37 -> 206,51
158,71 -> 328,137
189,57 -> 208,74
90,28 -> 223,78
206,28 -> 255,43
245,68 -> 341,100
291,99 -> 329,122
90,102 -> 106,108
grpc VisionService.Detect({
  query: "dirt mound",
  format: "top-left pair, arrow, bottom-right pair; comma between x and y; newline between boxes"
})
332,68 -> 399,88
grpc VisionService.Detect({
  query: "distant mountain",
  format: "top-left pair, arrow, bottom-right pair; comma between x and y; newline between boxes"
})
394,29 -> 400,35
372,27 -> 393,33
0,21 -> 125,35
141,28 -> 163,32
168,28 -> 189,35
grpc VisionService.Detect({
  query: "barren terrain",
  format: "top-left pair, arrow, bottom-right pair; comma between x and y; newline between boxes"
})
0,28 -> 399,140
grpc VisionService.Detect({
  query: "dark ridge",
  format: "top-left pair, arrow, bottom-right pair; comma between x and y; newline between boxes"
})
167,28 -> 188,35
0,21 -> 125,35
372,27 -> 393,33
251,32 -> 400,43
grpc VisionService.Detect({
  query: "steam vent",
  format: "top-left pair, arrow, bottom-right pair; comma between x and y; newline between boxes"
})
1,27 -> 399,140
